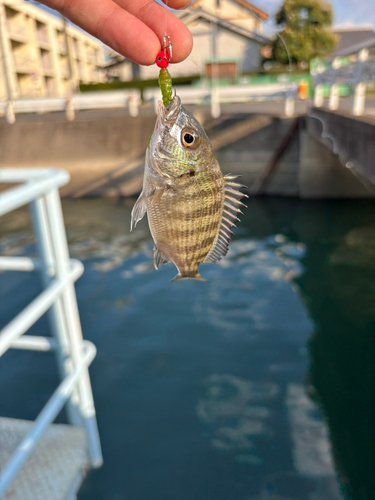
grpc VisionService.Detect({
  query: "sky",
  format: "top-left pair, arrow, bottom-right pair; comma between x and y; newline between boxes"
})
259,0 -> 375,29
31,0 -> 374,28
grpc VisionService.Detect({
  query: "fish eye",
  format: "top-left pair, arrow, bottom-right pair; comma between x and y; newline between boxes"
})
181,128 -> 200,149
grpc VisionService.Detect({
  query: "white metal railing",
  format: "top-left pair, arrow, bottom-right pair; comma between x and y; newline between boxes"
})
311,47 -> 375,116
0,168 -> 103,498
0,89 -> 142,123
144,83 -> 299,118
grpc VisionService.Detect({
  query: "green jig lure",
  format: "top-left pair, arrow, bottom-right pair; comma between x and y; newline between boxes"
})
158,68 -> 173,107
155,35 -> 173,108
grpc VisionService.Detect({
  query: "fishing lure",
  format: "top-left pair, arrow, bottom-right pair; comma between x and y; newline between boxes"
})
131,36 -> 247,281
155,36 -> 173,107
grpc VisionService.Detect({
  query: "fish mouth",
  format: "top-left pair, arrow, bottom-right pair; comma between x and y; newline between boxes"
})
157,94 -> 181,128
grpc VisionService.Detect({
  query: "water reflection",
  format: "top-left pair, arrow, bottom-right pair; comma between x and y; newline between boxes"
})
196,374 -> 341,499
197,374 -> 277,463
1,198 -> 374,500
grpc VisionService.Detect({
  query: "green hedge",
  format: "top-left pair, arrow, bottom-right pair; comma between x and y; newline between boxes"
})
80,75 -> 201,99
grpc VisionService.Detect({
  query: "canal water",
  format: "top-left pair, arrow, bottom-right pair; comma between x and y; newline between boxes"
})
1,197 -> 375,500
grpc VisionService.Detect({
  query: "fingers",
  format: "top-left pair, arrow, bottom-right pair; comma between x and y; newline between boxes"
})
160,0 -> 191,10
113,0 -> 193,63
42,0 -> 161,64
39,0 -> 192,65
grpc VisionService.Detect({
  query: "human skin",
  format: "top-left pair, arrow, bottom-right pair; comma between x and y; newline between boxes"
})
38,0 -> 193,65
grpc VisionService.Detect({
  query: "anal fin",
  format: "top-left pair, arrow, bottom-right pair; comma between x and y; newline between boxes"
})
153,246 -> 169,270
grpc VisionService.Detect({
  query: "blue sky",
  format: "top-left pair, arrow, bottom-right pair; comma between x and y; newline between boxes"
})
260,0 -> 374,28
31,0 -> 375,30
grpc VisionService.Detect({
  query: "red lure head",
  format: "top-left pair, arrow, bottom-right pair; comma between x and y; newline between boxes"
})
155,50 -> 169,68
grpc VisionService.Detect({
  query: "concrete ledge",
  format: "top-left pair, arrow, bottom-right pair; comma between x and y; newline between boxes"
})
299,132 -> 373,199
306,108 -> 375,185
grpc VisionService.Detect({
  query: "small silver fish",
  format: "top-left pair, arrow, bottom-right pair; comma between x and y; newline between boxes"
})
131,95 -> 247,281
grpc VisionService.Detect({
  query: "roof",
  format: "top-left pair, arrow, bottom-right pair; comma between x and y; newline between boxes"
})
191,0 -> 269,20
178,7 -> 269,44
331,28 -> 375,56
231,0 -> 269,20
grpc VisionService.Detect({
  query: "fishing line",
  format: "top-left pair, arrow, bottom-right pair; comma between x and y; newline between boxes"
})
250,8 -> 292,72
164,0 -> 169,39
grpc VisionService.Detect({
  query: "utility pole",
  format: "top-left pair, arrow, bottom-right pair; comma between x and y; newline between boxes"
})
0,4 -> 15,123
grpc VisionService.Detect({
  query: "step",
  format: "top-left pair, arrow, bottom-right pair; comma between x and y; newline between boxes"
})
0,417 -> 90,500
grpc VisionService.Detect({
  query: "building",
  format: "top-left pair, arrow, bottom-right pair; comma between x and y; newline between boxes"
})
331,27 -> 375,58
108,0 -> 269,82
0,0 -> 106,100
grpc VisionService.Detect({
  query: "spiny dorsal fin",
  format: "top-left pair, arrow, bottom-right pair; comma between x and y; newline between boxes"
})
204,175 -> 248,264
130,191 -> 147,231
153,246 -> 169,270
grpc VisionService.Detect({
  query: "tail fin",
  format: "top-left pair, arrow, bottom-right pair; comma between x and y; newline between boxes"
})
171,273 -> 208,283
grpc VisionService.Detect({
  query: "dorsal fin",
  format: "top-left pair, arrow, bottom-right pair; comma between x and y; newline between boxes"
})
153,246 -> 169,270
204,175 -> 248,264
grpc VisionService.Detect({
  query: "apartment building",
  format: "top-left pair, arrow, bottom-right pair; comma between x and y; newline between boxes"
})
111,0 -> 269,82
0,0 -> 106,100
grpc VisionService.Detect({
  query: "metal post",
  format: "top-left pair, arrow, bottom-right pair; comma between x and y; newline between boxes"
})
284,94 -> 295,117
210,21 -> 220,118
30,197 -> 82,426
314,84 -> 324,107
44,189 -> 103,467
352,82 -> 366,116
62,15 -> 76,120
329,84 -> 339,110
128,90 -> 139,117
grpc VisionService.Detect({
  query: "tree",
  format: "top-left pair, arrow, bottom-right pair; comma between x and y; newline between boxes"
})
272,0 -> 337,66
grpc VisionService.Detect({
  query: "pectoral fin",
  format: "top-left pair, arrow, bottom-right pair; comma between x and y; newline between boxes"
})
150,185 -> 167,207
130,191 -> 147,231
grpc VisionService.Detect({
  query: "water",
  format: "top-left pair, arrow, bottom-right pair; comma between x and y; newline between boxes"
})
1,197 -> 375,500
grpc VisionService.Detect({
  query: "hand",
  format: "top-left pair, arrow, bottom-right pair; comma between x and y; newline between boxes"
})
40,0 -> 193,65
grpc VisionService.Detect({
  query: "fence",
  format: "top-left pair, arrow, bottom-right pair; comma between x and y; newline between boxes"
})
0,89 -> 142,123
311,45 -> 375,116
144,82 -> 299,118
0,168 -> 102,499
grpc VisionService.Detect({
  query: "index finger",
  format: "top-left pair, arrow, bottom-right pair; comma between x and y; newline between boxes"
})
160,0 -> 191,9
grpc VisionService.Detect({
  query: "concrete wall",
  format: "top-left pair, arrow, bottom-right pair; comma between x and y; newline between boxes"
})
299,131 -> 373,199
0,114 -> 156,197
1,109 -> 375,199
306,108 -> 375,185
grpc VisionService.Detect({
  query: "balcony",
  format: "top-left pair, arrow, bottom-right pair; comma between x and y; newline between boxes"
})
13,54 -> 34,73
59,63 -> 70,78
87,52 -> 97,64
41,59 -> 54,76
57,39 -> 67,55
37,30 -> 50,49
7,22 -> 28,43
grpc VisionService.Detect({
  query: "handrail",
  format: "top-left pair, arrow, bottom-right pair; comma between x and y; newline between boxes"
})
0,169 -> 70,216
0,259 -> 83,357
0,341 -> 96,496
0,168 -> 103,498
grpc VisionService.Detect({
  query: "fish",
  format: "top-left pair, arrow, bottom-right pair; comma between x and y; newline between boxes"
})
130,94 -> 247,282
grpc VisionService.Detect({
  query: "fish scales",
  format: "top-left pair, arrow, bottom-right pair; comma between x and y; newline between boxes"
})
131,95 -> 247,282
147,169 -> 223,276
